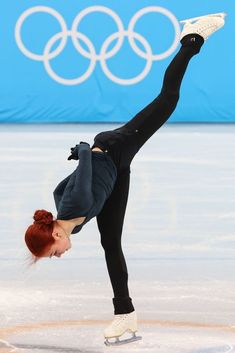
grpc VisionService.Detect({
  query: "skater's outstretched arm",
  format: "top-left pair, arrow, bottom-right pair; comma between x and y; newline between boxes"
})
54,142 -> 94,219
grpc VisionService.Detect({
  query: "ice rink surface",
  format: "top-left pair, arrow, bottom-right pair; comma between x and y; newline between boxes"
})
0,123 -> 235,353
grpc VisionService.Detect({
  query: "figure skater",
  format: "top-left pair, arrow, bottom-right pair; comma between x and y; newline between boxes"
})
25,14 -> 226,346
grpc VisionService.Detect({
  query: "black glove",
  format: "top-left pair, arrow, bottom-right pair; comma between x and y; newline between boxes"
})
67,142 -> 90,160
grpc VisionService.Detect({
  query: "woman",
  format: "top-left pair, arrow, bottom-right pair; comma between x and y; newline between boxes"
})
25,14 -> 225,346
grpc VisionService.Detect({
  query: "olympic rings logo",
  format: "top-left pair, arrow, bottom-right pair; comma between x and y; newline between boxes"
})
15,6 -> 181,86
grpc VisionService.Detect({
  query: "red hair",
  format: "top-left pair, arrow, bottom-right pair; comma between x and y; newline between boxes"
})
25,209 -> 55,263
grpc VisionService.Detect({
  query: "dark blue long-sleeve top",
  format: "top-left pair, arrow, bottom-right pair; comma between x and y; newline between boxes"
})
53,143 -> 117,234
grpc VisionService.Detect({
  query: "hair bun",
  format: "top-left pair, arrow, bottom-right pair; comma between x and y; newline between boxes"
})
33,209 -> 54,225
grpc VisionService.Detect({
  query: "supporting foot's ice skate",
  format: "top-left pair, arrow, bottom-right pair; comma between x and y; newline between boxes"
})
104,311 -> 142,346
180,13 -> 226,41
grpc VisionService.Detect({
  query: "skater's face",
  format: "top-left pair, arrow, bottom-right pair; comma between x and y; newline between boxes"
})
43,226 -> 71,258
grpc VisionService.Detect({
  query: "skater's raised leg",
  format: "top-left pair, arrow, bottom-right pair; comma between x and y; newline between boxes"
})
120,14 -> 225,152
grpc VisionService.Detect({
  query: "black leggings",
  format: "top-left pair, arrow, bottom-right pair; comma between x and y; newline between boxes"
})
92,34 -> 204,315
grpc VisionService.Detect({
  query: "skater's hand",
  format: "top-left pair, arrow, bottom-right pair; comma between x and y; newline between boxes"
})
67,142 -> 90,160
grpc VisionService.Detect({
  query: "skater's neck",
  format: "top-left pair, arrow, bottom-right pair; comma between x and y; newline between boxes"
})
55,219 -> 75,237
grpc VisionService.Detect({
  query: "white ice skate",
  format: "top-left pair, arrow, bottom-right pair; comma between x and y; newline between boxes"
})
180,12 -> 226,41
104,311 -> 142,346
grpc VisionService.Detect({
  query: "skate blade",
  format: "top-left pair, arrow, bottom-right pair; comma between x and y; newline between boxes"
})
180,12 -> 227,24
104,333 -> 142,346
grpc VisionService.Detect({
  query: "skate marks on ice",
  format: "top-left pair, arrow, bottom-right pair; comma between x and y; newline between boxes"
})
0,341 -> 95,353
0,339 -> 19,353
190,345 -> 234,353
0,320 -> 235,353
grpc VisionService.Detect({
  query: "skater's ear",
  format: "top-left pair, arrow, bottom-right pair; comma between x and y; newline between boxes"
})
51,222 -> 64,240
51,231 -> 62,240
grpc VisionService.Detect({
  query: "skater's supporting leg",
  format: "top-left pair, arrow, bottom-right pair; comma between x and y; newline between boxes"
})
96,168 -> 134,315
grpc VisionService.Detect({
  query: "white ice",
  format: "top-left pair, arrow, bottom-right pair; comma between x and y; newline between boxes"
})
0,123 -> 235,353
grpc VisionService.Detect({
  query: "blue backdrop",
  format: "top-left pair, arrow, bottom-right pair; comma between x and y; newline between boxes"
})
1,1 -> 234,123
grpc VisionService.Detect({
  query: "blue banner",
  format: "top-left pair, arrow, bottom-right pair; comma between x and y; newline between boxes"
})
1,1 -> 234,123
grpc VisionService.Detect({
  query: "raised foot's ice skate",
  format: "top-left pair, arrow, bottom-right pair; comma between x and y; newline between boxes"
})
180,12 -> 227,24
180,13 -> 226,41
104,311 -> 142,346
